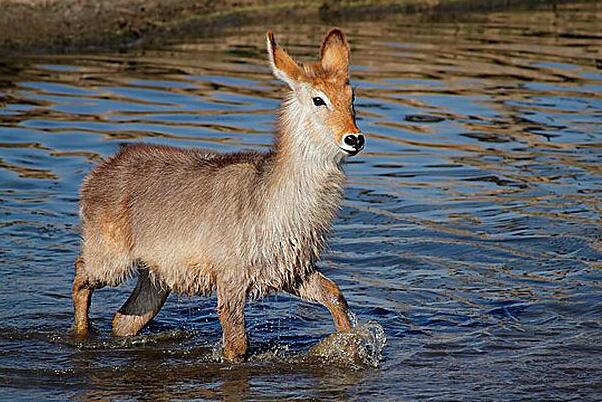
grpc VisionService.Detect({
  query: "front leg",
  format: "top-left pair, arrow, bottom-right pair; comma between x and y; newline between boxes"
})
289,271 -> 351,331
217,283 -> 248,362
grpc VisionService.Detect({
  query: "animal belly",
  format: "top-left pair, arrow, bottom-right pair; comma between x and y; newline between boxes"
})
144,256 -> 216,297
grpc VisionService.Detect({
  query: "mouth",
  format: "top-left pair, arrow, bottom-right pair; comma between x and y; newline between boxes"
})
339,145 -> 363,156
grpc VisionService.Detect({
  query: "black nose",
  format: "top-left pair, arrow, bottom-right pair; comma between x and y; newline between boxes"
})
344,134 -> 365,150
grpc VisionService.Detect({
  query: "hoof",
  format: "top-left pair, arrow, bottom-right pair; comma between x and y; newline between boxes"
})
223,348 -> 246,363
309,331 -> 364,364
71,324 -> 90,339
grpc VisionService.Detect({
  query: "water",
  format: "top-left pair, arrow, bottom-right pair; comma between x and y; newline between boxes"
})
1,2 -> 601,400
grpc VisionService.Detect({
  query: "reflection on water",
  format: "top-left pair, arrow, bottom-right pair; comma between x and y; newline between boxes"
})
1,2 -> 601,400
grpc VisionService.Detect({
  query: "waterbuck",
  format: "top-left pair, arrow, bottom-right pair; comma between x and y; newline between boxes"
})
72,28 -> 365,361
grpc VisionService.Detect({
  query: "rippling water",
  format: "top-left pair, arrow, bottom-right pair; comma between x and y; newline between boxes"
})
1,2 -> 601,400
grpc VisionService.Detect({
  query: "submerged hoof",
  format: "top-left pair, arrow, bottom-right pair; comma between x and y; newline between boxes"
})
70,323 -> 92,340
222,346 -> 247,364
308,321 -> 386,367
309,331 -> 364,365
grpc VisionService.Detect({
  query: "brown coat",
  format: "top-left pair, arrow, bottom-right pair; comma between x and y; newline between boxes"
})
72,28 -> 365,362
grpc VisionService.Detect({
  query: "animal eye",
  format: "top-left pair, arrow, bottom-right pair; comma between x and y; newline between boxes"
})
312,97 -> 326,107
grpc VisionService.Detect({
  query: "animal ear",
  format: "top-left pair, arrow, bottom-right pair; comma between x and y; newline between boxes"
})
266,31 -> 304,88
320,28 -> 350,73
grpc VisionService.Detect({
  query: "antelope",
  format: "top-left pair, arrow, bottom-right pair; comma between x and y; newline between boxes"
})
72,28 -> 365,362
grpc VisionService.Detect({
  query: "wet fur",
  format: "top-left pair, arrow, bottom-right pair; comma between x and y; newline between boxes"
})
79,139 -> 345,298
72,28 -> 358,361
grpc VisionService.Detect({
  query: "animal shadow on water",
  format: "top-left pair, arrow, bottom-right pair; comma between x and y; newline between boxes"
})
70,27 -> 385,365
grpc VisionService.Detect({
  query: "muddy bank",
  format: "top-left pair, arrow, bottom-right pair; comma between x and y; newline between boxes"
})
0,0 -> 596,52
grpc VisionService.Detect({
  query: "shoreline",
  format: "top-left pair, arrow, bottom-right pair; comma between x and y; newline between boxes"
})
0,0 -> 597,53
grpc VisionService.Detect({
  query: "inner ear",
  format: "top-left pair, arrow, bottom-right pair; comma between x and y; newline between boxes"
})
266,31 -> 304,88
320,28 -> 350,73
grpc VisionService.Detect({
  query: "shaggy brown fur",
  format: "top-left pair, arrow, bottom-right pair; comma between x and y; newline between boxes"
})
72,28 -> 364,362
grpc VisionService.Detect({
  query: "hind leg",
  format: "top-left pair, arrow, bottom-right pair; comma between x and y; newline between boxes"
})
112,268 -> 170,336
72,256 -> 95,337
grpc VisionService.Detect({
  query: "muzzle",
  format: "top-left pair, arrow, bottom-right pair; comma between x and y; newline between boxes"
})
340,133 -> 365,156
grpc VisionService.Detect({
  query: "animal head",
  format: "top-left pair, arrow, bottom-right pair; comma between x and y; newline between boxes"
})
267,28 -> 365,158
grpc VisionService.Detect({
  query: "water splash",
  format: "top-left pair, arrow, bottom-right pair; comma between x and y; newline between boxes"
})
307,315 -> 386,368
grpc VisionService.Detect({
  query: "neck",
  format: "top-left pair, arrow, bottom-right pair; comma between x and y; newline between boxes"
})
270,96 -> 345,191
261,96 -> 346,252
272,94 -> 344,173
